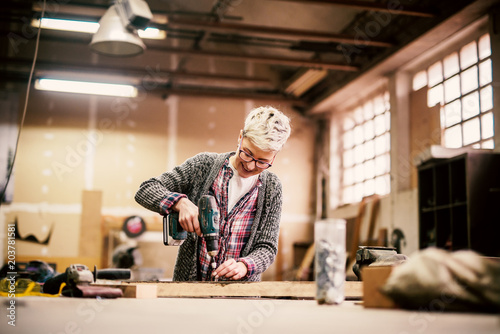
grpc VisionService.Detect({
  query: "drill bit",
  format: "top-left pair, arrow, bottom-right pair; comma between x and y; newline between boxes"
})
211,258 -> 218,282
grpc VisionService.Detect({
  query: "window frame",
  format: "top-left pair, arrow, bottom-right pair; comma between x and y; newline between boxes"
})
412,30 -> 494,150
336,91 -> 392,206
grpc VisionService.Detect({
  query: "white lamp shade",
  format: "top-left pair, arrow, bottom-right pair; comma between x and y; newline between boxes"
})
90,5 -> 145,57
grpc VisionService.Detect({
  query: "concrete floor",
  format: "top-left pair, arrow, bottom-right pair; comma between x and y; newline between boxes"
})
1,297 -> 499,334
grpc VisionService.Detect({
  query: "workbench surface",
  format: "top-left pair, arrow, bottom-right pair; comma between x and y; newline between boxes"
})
1,297 -> 499,334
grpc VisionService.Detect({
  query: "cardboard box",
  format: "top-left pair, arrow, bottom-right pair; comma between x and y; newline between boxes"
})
362,266 -> 397,309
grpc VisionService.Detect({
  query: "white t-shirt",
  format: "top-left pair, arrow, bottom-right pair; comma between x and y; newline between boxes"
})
228,163 -> 259,212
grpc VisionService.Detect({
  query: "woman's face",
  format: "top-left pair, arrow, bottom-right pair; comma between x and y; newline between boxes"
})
232,136 -> 276,178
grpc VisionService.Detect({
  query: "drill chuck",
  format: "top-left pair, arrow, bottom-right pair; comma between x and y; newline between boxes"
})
204,233 -> 219,258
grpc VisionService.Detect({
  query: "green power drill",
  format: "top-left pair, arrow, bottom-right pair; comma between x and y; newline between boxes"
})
163,195 -> 220,275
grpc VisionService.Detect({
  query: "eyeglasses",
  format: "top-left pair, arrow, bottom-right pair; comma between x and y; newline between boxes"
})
237,141 -> 274,169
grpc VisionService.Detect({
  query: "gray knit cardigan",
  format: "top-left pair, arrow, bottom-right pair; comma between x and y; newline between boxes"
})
134,152 -> 283,281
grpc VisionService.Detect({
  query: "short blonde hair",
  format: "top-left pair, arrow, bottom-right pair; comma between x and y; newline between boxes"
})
243,106 -> 291,152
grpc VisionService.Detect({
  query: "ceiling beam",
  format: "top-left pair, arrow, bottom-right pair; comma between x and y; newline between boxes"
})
167,18 -> 393,48
153,46 -> 359,71
29,1 -> 244,21
0,57 -> 273,86
268,0 -> 436,18
158,86 -> 306,107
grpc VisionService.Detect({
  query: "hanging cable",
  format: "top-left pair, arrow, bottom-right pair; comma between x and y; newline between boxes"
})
0,0 -> 47,207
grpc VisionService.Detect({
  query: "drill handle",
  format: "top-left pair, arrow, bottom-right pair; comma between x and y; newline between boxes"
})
163,214 -> 187,246
162,215 -> 169,246
94,267 -> 131,281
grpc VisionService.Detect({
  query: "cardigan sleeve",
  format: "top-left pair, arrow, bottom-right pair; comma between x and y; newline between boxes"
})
239,173 -> 282,280
134,153 -> 216,215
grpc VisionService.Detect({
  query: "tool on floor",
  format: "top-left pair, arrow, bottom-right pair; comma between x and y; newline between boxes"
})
0,277 -> 62,298
43,264 -> 131,297
163,195 -> 220,280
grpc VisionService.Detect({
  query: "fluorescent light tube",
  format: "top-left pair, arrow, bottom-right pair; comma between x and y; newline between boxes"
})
32,18 -> 99,33
35,79 -> 138,97
31,18 -> 166,39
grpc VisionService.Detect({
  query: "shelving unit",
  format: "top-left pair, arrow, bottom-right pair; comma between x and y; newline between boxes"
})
418,152 -> 500,257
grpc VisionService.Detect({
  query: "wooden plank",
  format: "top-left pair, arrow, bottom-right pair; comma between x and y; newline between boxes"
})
122,284 -> 158,299
115,281 -> 362,299
92,283 -> 158,299
79,190 -> 102,261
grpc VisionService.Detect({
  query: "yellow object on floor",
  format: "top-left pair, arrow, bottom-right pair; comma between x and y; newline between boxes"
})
0,278 -> 62,297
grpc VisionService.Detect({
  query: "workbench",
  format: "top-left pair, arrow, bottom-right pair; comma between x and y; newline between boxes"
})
1,296 -> 499,334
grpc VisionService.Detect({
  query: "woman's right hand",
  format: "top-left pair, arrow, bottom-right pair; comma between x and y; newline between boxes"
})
173,197 -> 201,236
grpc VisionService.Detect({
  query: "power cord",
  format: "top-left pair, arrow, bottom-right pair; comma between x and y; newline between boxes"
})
0,0 -> 46,207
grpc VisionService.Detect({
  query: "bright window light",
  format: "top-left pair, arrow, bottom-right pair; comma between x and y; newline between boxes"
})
35,79 -> 138,97
31,18 -> 166,39
412,70 -> 427,91
138,27 -> 166,40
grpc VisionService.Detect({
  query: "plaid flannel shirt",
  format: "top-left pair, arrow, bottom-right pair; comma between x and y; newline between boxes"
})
199,160 -> 259,281
160,159 -> 259,281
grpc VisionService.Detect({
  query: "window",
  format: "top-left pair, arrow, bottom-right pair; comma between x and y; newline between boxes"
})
341,92 -> 391,204
412,33 -> 494,149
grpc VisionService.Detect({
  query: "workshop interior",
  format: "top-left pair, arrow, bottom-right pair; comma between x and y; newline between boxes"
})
1,0 -> 500,331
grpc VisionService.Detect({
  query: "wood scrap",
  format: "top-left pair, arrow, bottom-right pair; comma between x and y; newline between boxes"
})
295,243 -> 316,281
348,195 -> 382,270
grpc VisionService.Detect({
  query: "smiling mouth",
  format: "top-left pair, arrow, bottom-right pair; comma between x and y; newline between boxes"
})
241,162 -> 254,173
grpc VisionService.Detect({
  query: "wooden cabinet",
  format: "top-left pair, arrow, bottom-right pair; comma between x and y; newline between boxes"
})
418,152 -> 500,257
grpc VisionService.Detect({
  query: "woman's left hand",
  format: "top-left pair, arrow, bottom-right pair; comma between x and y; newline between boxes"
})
213,259 -> 248,280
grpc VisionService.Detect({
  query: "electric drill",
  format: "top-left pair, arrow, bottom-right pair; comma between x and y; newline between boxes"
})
163,195 -> 220,277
